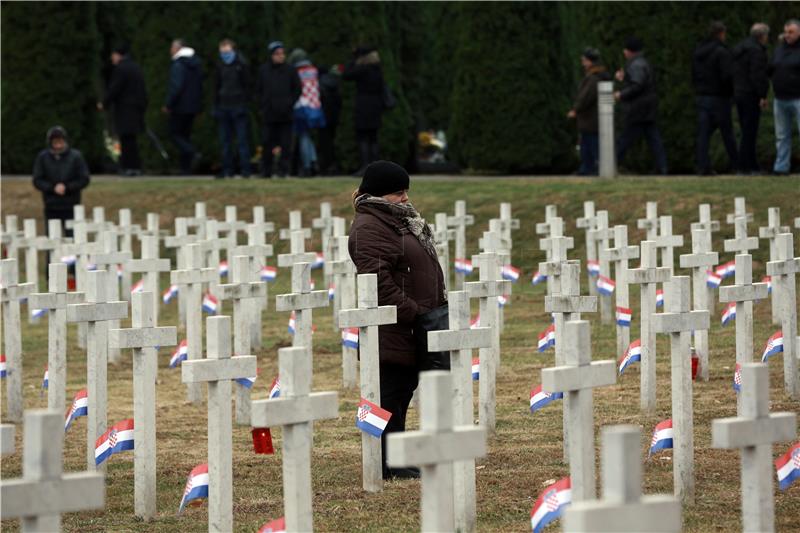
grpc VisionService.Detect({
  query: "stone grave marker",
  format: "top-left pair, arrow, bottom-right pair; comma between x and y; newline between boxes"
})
0,258 -> 35,422
766,233 -> 800,399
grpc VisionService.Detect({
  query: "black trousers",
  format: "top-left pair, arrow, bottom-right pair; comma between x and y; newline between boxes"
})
119,133 -> 141,171
356,128 -> 379,170
379,362 -> 419,475
318,123 -> 339,173
735,95 -> 762,172
616,121 -> 669,174
44,206 -> 75,277
262,121 -> 293,176
695,95 -> 738,173
168,113 -> 196,174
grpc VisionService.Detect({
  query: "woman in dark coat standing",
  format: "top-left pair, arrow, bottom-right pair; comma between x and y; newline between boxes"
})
101,44 -> 148,175
348,160 -> 447,479
343,46 -> 384,175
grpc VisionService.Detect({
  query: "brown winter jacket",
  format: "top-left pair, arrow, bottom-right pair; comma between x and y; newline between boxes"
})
574,65 -> 611,133
348,203 -> 447,366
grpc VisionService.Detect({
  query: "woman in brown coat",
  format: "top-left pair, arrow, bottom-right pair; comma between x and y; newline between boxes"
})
567,47 -> 611,175
348,160 -> 446,479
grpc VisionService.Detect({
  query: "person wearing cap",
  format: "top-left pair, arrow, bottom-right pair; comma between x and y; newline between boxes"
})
99,43 -> 148,176
256,40 -> 301,177
32,126 -> 90,236
348,160 -> 447,479
567,47 -> 611,175
613,36 -> 669,175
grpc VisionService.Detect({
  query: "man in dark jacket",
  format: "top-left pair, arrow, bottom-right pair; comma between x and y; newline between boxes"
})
567,47 -> 611,175
32,126 -> 90,234
613,37 -> 668,174
100,44 -> 147,176
214,38 -> 251,178
769,19 -> 800,175
256,41 -> 301,177
733,23 -> 770,174
163,38 -> 203,175
692,21 -> 738,175
343,46 -> 385,175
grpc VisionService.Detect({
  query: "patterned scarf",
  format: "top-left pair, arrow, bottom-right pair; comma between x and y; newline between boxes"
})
355,194 -> 439,260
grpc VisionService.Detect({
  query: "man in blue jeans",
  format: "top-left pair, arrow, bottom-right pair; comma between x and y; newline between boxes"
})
769,19 -> 800,175
214,38 -> 251,178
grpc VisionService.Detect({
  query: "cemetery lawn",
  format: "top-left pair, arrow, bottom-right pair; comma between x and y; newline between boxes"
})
2,175 -> 799,532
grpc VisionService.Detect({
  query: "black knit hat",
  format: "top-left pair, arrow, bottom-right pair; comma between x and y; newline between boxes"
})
358,160 -> 410,197
624,36 -> 644,52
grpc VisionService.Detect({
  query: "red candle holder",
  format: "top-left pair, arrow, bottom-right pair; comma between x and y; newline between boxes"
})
252,427 -> 274,455
691,350 -> 699,381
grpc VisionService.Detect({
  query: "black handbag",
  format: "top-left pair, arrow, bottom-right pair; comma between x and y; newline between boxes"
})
413,304 -> 451,371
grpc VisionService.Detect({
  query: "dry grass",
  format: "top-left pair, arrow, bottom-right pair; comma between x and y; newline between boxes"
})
1,175 -> 799,532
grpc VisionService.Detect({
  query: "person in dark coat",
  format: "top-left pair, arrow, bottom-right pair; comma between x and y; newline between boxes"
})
732,23 -> 770,174
163,38 -> 203,175
613,37 -> 668,174
256,41 -> 301,177
214,38 -> 251,178
348,161 -> 447,479
32,126 -> 90,237
343,46 -> 385,175
318,64 -> 343,174
768,19 -> 800,175
567,47 -> 611,175
99,43 -> 147,176
691,21 -> 738,175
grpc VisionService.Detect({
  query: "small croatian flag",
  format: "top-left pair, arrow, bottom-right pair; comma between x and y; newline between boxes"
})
530,384 -> 563,413
531,271 -> 547,286
721,302 -> 736,326
502,265 -> 521,283
530,477 -> 571,533
706,271 -> 722,289
762,276 -> 772,294
64,389 -> 88,432
587,260 -> 600,276
454,258 -> 473,275
60,254 -> 77,266
775,442 -> 800,491
41,366 -> 49,391
0,354 -> 5,378
356,398 -> 392,438
269,377 -> 281,398
170,340 -> 188,368
497,295 -> 508,308
328,283 -> 335,301
30,307 -> 46,319
618,339 -> 642,375
311,252 -> 325,270
656,289 -> 664,308
179,463 -> 209,513
235,375 -> 257,389
471,357 -> 480,380
733,363 -> 742,393
202,293 -> 218,314
470,315 -> 480,329
258,517 -> 287,533
342,328 -> 359,349
761,330 -> 784,362
596,275 -> 615,295
715,260 -> 736,279
616,306 -> 632,327
218,261 -> 229,277
261,265 -> 277,282
95,418 -> 134,466
131,279 -> 145,294
288,311 -> 297,335
116,264 -> 123,278
649,419 -> 674,455
162,284 -> 179,304
537,324 -> 555,352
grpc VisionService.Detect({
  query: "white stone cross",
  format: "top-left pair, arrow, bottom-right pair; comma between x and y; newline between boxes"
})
232,232 -> 274,350
636,201 -> 659,241
724,215 -> 760,257
216,255 -> 267,425
69,220 -> 102,349
679,228 -> 719,381
589,210 -> 614,323
186,201 -> 208,239
1,214 -> 22,260
576,201 -> 599,297
654,216 -> 684,274
219,205 -> 247,262
652,276 -> 710,503
251,346 -> 338,533
16,220 -> 42,322
278,210 -> 313,241
339,273 -> 397,492
726,196 -> 753,226
117,208 -> 142,299
711,363 -> 797,533
535,204 -> 559,239
127,234 -> 170,325
542,319 -> 616,501
329,234 -> 358,388
66,269 -> 128,470
164,217 -> 200,325
759,208 -> 791,325
434,212 -> 456,291
170,243 -> 216,404
629,241 -> 672,411
538,215 -> 572,297
563,425 -> 681,532
28,263 -> 85,411
465,251 -> 512,435
719,254 -> 769,413
601,225 -> 639,356
766,233 -> 800,399
200,220 -> 225,310
447,200 -> 475,290
386,371 -> 487,533
690,203 -> 720,233
277,228 -> 317,270
0,258 -> 35,422
428,291 -> 492,533
109,291 -> 177,521
89,230 -> 132,364
0,409 -> 105,532
251,206 -> 277,238
276,261 -> 329,354
182,315 -> 256,532
312,201 -> 334,287
1,423 -> 14,456
495,202 -> 520,250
